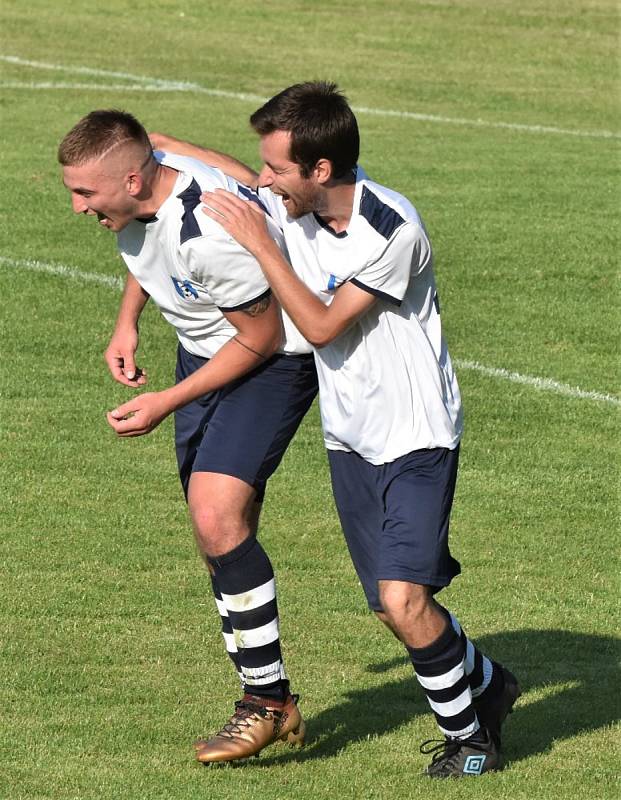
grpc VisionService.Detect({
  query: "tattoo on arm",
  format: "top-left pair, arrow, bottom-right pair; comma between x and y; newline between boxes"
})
232,336 -> 268,360
242,295 -> 271,317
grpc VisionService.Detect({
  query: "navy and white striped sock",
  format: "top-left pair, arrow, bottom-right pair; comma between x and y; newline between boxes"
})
447,612 -> 502,701
210,574 -> 243,689
408,621 -> 480,739
208,536 -> 288,702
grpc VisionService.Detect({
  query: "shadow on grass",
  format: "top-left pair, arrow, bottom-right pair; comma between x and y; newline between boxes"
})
260,628 -> 620,766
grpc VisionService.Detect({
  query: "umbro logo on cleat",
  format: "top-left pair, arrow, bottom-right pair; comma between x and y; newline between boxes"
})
463,754 -> 487,775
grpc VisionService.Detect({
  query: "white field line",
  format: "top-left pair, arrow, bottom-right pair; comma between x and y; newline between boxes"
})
2,254 -> 619,408
1,55 -> 619,141
453,359 -> 620,407
0,81 -> 195,93
0,255 -> 123,290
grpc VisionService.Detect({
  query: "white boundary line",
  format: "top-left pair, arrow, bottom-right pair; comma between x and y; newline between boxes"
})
2,254 -> 618,408
1,55 -> 619,141
0,255 -> 123,290
0,81 -> 193,93
453,359 -> 619,407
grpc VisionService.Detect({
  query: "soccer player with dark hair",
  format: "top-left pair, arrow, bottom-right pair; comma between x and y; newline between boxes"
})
59,109 -> 318,763
152,81 -> 520,777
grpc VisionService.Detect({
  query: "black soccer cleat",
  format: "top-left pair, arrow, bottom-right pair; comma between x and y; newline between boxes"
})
421,727 -> 500,778
474,665 -> 521,746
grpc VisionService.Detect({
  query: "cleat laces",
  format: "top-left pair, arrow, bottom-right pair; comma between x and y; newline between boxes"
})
215,700 -> 271,740
420,735 -> 490,769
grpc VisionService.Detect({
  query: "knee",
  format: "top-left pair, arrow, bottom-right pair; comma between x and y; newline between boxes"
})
374,609 -> 403,642
190,501 -> 247,556
191,502 -> 222,541
379,581 -> 431,627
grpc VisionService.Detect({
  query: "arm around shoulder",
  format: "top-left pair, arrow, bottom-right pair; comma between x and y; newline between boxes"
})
149,132 -> 259,187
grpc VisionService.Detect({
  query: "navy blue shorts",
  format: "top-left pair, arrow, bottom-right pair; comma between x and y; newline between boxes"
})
328,446 -> 462,611
174,344 -> 318,501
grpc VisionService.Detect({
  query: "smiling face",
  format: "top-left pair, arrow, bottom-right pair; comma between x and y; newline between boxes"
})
257,130 -> 322,219
62,154 -> 140,233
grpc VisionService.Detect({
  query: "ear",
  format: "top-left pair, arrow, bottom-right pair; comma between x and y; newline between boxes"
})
314,158 -> 333,185
126,171 -> 143,197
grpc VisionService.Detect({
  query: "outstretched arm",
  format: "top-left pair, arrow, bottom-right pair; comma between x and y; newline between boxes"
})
149,132 -> 259,188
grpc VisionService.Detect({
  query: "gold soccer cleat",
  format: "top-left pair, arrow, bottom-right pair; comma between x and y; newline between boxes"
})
195,693 -> 305,763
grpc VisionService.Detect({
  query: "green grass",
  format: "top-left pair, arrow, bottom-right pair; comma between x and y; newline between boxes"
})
0,1 -> 619,798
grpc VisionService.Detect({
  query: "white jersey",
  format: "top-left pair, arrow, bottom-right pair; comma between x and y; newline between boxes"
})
116,153 -> 310,358
258,167 -> 463,465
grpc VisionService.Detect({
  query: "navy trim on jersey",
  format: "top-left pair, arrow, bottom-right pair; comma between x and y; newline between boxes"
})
218,287 -> 271,313
313,212 -> 348,238
360,186 -> 406,240
178,178 -> 202,245
350,277 -> 401,306
238,184 -> 271,216
135,214 -> 158,224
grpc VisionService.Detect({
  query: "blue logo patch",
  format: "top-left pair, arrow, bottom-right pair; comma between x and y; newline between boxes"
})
172,277 -> 199,300
463,754 -> 486,775
327,273 -> 338,291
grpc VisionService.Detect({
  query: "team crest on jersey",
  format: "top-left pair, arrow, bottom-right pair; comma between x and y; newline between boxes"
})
172,277 -> 199,300
327,273 -> 345,291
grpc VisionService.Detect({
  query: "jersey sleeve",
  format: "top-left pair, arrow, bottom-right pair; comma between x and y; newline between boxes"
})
184,233 -> 271,311
350,222 -> 432,306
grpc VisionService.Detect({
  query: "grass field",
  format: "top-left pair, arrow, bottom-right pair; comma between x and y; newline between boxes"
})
1,1 -> 619,798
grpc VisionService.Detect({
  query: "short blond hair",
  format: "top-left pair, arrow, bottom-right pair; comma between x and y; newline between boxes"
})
58,109 -> 152,166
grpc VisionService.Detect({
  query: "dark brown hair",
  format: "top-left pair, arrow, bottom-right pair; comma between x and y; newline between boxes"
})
250,82 -> 359,179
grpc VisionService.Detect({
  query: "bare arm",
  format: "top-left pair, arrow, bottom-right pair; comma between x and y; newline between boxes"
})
201,190 -> 377,348
149,132 -> 259,188
106,293 -> 282,437
156,293 -> 280,411
104,272 -> 150,386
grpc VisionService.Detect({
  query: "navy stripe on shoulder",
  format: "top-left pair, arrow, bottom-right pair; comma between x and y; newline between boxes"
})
238,184 -> 271,216
359,185 -> 405,240
218,288 -> 271,313
177,177 -> 202,245
350,278 -> 402,307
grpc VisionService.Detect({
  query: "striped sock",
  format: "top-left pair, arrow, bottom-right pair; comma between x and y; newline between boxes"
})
208,536 -> 288,702
210,574 -> 243,689
408,621 -> 480,739
446,611 -> 503,701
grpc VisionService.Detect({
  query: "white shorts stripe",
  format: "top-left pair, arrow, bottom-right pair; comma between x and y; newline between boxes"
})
221,578 -> 276,612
